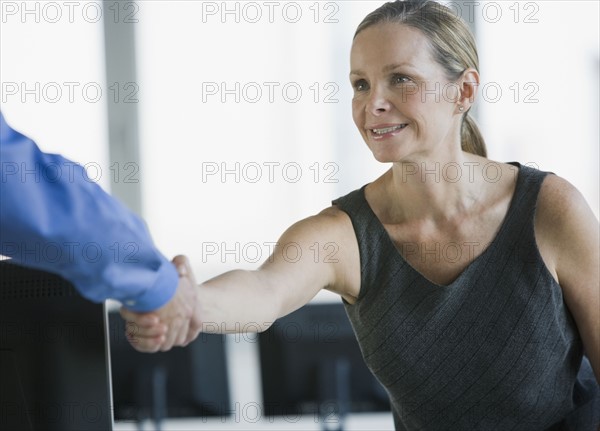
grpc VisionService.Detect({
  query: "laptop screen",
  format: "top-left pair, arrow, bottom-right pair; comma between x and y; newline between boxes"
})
0,260 -> 114,431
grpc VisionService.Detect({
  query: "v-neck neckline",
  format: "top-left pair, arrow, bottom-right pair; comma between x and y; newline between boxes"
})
358,162 -> 524,289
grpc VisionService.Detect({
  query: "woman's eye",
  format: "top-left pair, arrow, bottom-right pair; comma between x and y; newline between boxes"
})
353,80 -> 368,92
392,74 -> 410,85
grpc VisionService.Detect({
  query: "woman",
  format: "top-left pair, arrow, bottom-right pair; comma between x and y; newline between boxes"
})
123,1 -> 599,429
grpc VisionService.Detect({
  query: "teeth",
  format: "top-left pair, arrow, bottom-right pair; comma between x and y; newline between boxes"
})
372,124 -> 406,134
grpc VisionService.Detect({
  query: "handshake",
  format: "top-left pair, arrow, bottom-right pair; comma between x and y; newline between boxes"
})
120,255 -> 203,353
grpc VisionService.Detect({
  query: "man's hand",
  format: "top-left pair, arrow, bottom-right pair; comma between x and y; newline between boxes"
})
120,255 -> 202,353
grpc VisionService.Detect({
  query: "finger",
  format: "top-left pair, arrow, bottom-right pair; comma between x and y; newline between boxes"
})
183,327 -> 201,347
122,320 -> 163,342
160,316 -> 183,351
122,318 -> 166,345
125,325 -> 165,348
174,258 -> 188,277
120,308 -> 160,327
173,255 -> 197,285
158,326 -> 176,352
128,334 -> 165,353
132,323 -> 168,338
176,321 -> 189,346
172,255 -> 189,274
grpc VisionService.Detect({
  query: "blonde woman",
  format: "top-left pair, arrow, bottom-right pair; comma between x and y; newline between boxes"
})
123,1 -> 599,429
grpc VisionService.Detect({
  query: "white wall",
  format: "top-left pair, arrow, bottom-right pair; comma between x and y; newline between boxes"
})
135,1 -> 388,289
0,0 -> 109,188
476,0 -> 599,216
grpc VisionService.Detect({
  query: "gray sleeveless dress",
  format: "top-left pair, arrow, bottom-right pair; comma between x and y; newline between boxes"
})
332,163 -> 599,430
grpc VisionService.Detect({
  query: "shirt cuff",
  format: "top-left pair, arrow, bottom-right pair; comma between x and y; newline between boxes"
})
121,260 -> 179,312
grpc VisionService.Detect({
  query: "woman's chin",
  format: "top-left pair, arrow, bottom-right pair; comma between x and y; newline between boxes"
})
370,150 -> 409,164
373,156 -> 396,164
366,140 -> 416,164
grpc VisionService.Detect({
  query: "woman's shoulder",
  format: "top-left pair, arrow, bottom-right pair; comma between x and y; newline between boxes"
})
535,172 -> 591,229
533,171 -> 598,279
494,161 -> 593,248
278,204 -> 359,261
533,173 -> 599,381
310,204 -> 360,238
271,205 -> 361,303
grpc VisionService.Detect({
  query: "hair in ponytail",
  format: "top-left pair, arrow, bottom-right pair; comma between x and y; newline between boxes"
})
355,0 -> 487,157
461,114 -> 487,157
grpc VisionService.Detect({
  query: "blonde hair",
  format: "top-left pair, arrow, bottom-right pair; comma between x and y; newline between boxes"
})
355,0 -> 487,157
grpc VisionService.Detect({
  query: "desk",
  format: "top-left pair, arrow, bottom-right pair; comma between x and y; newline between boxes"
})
114,412 -> 394,430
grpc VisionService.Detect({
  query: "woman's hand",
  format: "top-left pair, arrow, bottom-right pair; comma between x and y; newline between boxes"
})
120,255 -> 202,353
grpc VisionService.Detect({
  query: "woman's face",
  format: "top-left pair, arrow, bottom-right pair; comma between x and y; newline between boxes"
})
350,23 -> 463,163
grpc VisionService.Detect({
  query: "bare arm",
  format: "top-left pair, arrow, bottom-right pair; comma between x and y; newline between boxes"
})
122,207 -> 360,350
536,175 -> 600,383
196,207 -> 359,334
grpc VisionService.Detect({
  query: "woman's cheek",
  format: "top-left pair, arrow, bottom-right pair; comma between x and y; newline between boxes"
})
351,100 -> 364,124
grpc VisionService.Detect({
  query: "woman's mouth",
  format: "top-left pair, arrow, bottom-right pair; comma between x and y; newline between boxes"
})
369,124 -> 408,139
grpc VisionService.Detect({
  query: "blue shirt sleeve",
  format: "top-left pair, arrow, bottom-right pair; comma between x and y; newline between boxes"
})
0,112 -> 178,312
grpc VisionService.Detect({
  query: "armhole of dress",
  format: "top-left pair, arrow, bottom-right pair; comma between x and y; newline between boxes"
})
331,196 -> 368,306
530,171 -> 561,288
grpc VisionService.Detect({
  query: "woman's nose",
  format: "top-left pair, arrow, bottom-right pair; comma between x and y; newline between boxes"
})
366,85 -> 391,115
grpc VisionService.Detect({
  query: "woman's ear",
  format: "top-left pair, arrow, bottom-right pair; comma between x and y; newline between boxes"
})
458,68 -> 480,109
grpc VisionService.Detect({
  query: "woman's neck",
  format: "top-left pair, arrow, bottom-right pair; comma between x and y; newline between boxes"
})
379,152 -> 490,224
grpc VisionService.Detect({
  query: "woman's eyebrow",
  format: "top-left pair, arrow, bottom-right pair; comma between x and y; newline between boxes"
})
383,62 -> 416,72
350,62 -> 418,77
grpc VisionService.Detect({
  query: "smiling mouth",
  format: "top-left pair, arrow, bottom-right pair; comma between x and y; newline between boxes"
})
370,124 -> 408,136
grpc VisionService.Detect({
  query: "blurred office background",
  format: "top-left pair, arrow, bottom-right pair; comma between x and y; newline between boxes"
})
1,1 -> 598,430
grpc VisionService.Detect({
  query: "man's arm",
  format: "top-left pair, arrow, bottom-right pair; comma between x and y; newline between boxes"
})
0,112 -> 177,312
